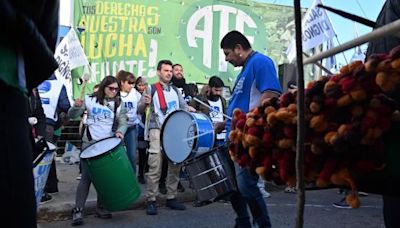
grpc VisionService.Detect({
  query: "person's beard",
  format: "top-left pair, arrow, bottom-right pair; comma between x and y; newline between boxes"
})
207,93 -> 220,102
171,76 -> 186,88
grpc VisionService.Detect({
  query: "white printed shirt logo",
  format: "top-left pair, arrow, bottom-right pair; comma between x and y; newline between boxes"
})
209,106 -> 220,118
167,101 -> 177,114
90,107 -> 112,122
233,77 -> 245,95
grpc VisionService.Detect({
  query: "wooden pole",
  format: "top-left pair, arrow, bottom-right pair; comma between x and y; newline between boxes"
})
294,0 -> 306,228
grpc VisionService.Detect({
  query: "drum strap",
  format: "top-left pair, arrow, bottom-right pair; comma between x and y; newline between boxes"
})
154,82 -> 168,115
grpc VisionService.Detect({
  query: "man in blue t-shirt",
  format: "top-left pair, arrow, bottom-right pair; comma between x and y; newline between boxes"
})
217,30 -> 282,228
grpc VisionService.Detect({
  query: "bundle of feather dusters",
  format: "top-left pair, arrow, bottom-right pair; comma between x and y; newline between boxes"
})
229,45 -> 400,208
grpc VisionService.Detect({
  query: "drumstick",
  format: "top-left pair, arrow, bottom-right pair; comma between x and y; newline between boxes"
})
193,97 -> 232,120
182,130 -> 215,142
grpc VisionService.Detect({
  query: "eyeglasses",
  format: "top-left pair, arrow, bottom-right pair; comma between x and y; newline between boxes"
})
107,86 -> 119,92
128,81 -> 135,85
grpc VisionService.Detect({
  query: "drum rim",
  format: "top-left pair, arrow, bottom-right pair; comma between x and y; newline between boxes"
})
80,136 -> 122,159
161,110 -> 197,164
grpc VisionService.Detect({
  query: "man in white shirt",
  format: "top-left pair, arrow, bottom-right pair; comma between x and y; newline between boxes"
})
138,60 -> 195,215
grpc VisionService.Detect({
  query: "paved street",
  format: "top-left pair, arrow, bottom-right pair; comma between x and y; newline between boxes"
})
38,189 -> 384,228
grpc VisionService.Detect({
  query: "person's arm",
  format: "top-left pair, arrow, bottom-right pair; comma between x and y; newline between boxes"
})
176,87 -> 196,112
256,91 -> 280,107
68,98 -> 86,119
115,102 -> 128,136
138,85 -> 151,114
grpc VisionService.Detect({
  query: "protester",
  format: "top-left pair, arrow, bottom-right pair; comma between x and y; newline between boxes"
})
135,76 -> 149,184
37,74 -> 71,202
365,0 -> 400,227
0,1 -> 59,227
138,60 -> 195,215
116,70 -> 141,172
217,30 -> 282,227
68,76 -> 127,226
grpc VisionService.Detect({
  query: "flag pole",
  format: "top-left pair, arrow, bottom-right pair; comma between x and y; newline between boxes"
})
334,35 -> 349,65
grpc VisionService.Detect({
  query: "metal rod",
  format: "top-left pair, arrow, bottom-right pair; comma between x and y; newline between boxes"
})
304,19 -> 400,65
302,52 -> 333,75
294,0 -> 306,227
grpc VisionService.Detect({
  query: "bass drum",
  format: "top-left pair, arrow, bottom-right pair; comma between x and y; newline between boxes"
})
161,110 -> 215,164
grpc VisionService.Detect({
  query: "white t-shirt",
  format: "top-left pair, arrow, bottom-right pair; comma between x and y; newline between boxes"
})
152,88 -> 180,125
208,98 -> 226,140
120,89 -> 141,127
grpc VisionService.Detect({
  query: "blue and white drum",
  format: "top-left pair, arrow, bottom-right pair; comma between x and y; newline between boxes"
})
161,110 -> 215,164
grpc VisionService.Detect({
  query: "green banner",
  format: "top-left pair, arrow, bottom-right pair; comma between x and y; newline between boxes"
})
73,0 -> 300,97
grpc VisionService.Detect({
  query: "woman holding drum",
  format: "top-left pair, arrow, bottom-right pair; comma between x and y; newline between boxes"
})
68,76 -> 128,226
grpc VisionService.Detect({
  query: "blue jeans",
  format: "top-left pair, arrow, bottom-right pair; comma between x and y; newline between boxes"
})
124,126 -> 138,173
235,163 -> 272,227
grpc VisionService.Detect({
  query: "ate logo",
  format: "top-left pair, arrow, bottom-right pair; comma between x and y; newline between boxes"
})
180,1 -> 266,76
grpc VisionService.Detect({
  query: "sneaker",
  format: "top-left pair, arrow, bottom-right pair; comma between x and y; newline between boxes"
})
76,174 -> 81,180
332,198 -> 352,209
95,207 -> 112,219
284,186 -> 296,194
259,188 -> 271,198
159,184 -> 167,195
166,199 -> 186,210
40,193 -> 53,204
359,191 -> 368,197
177,182 -> 185,193
72,207 -> 84,226
146,201 -> 158,215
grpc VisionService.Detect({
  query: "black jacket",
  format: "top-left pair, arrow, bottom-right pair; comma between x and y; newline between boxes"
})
0,0 -> 59,90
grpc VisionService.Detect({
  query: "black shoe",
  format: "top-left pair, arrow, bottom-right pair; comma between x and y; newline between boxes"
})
72,207 -> 84,226
40,193 -> 53,204
138,176 -> 146,184
193,200 -> 212,207
332,198 -> 352,209
177,182 -> 185,193
166,199 -> 186,210
146,201 -> 158,215
159,184 -> 167,195
95,208 -> 112,219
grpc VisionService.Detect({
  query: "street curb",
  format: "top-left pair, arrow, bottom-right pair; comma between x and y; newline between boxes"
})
37,191 -> 197,222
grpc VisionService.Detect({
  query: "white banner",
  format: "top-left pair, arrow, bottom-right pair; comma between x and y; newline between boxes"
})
54,28 -> 89,103
286,0 -> 336,62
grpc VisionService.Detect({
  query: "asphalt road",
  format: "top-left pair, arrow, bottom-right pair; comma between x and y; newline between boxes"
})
38,189 -> 385,228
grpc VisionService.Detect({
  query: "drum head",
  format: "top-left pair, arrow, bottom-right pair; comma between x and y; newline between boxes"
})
161,110 -> 195,164
80,137 -> 121,159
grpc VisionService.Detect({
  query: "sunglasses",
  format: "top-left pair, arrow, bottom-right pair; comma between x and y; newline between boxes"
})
128,81 -> 135,85
107,86 -> 119,92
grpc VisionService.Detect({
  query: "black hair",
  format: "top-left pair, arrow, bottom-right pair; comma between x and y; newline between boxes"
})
91,75 -> 121,106
157,60 -> 173,70
208,76 -> 225,88
220,30 -> 251,50
172,63 -> 182,69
